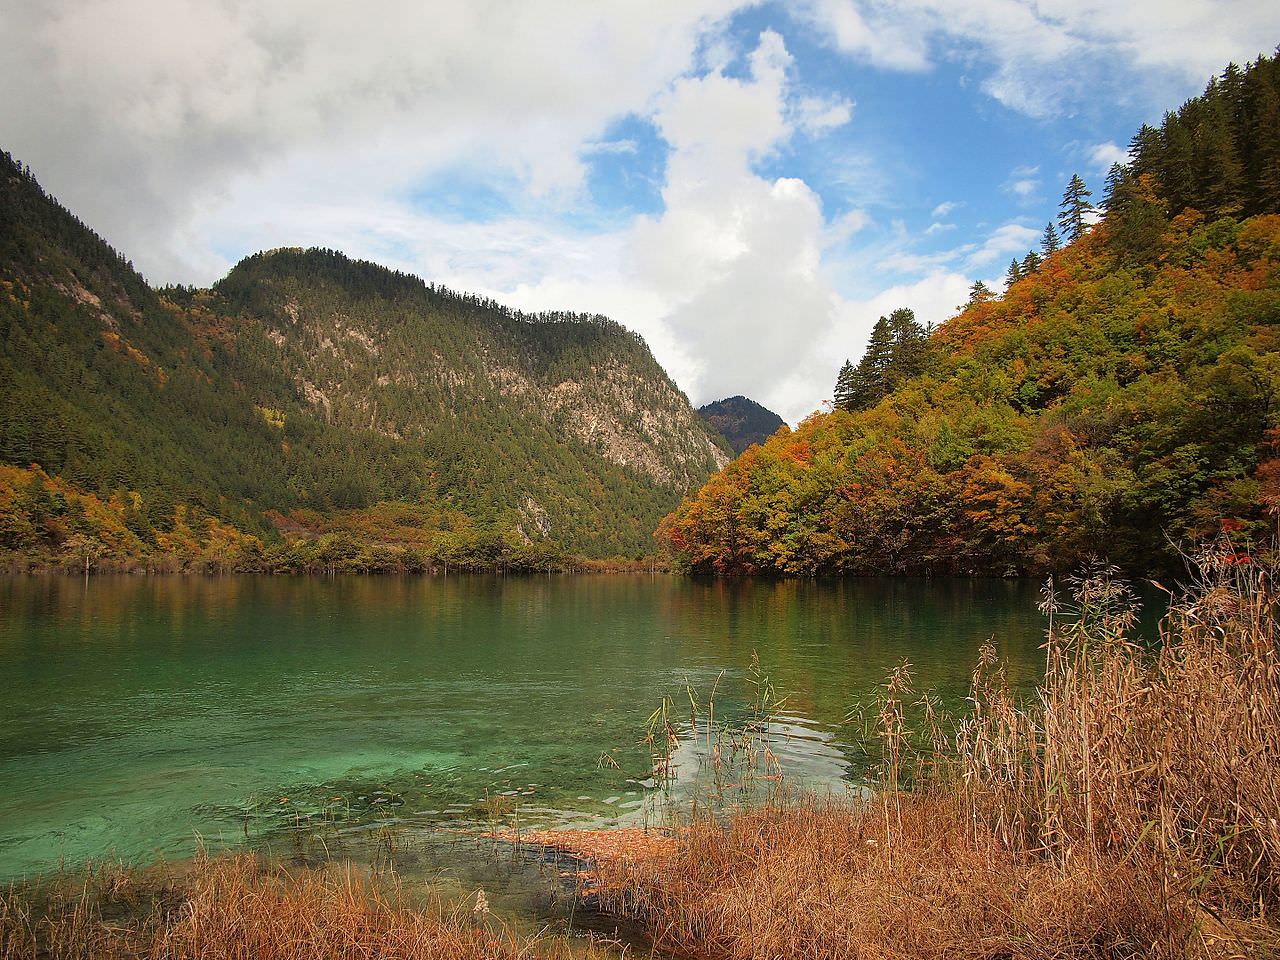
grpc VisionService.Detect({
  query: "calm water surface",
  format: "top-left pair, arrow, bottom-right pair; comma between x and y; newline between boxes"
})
0,573 -> 1066,882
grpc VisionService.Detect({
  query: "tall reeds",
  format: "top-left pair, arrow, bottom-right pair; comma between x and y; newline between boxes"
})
602,548 -> 1280,958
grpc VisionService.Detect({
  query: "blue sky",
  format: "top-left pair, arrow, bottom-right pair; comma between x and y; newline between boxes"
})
3,0 -> 1278,422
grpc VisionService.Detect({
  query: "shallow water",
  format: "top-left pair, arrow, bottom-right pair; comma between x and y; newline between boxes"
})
0,573 -> 1086,882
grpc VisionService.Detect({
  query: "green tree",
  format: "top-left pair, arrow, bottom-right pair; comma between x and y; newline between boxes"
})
884,308 -> 929,389
967,281 -> 994,307
1058,174 -> 1094,242
1041,222 -> 1060,255
833,359 -> 856,411
848,316 -> 895,410
1005,259 -> 1023,290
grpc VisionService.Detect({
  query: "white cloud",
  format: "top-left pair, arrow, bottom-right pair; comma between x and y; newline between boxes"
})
628,31 -> 846,418
798,0 -> 1280,116
924,221 -> 956,235
1004,164 -> 1041,200
793,94 -> 856,134
796,0 -> 930,71
931,200 -> 959,218
0,0 -> 748,281
1087,141 -> 1128,171
582,139 -> 641,156
965,222 -> 1039,268
827,208 -> 873,244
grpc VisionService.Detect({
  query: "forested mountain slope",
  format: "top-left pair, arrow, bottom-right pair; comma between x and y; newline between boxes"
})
0,152 -> 727,569
660,52 -> 1280,576
698,396 -> 786,454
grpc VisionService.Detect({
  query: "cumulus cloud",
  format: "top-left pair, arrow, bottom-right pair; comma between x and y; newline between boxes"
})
0,0 -> 746,280
627,31 -> 845,414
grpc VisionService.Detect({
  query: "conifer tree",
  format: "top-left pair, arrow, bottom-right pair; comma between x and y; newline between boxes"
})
1058,174 -> 1094,242
1005,259 -> 1022,290
1195,98 -> 1245,216
833,359 -> 856,411
1255,78 -> 1280,213
841,310 -> 929,412
1020,250 -> 1042,274
1041,222 -> 1060,255
967,280 -> 993,307
847,316 -> 894,410
884,308 -> 929,390
1159,116 -> 1196,212
1103,163 -> 1130,214
1127,124 -> 1161,177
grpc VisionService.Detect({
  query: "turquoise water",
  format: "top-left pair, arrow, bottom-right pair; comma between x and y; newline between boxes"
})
0,573 -> 1064,881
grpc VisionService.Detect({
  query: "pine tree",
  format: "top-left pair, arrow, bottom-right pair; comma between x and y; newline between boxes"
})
1103,163 -> 1130,214
1159,114 -> 1197,213
1058,174 -> 1094,242
833,359 -> 856,411
1041,222 -> 1060,256
1253,76 -> 1280,213
1020,250 -> 1043,274
1005,259 -> 1023,290
1127,123 -> 1162,180
846,316 -> 895,410
884,308 -> 929,389
1201,100 -> 1246,216
967,280 -> 994,307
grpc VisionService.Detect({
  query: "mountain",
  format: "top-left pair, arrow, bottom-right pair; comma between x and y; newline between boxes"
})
660,52 -> 1280,577
697,396 -> 786,454
0,151 -> 728,570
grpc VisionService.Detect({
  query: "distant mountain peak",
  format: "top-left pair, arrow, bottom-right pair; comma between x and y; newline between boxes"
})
697,396 -> 786,455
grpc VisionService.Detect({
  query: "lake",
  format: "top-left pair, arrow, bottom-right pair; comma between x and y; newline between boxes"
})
0,573 -> 1072,883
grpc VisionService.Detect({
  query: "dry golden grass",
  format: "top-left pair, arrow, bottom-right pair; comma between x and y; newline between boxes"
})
599,548 -> 1280,959
0,853 -> 612,960
604,797 -> 1177,960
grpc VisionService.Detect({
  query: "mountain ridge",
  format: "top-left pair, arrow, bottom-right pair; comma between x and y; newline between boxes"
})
0,150 -> 727,568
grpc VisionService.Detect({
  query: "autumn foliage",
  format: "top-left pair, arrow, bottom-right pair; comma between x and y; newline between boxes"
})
660,212 -> 1280,575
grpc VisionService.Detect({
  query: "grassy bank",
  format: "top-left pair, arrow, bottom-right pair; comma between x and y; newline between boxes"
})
597,548 -> 1280,958
0,853 -> 615,960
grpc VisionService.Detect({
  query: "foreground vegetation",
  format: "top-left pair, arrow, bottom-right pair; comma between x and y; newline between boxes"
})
661,53 -> 1280,576
0,853 -> 613,960
597,550 -> 1280,958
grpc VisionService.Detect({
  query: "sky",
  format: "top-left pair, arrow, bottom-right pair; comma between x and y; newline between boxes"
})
2,1 -> 1278,424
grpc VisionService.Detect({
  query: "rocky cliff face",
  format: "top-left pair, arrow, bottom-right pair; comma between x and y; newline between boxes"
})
212,248 -> 729,496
